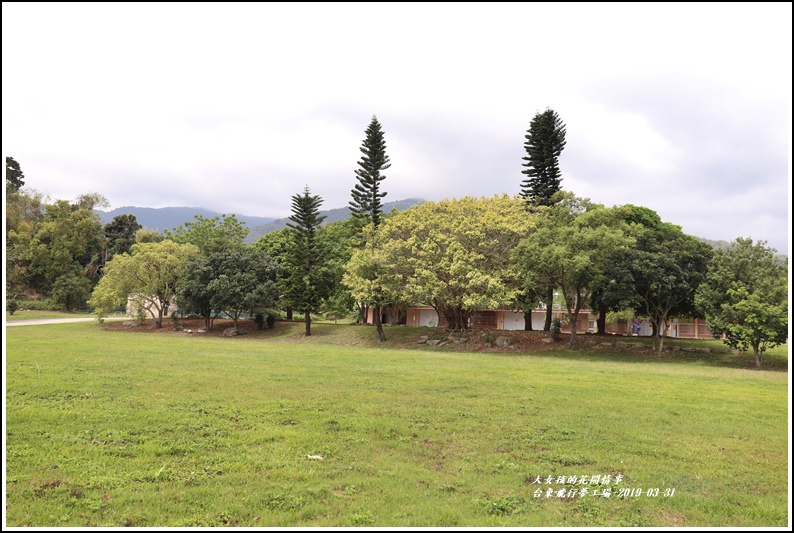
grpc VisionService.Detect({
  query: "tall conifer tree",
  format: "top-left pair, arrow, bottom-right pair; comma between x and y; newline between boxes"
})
349,116 -> 391,339
284,186 -> 329,336
520,108 -> 567,331
520,108 -> 567,206
350,115 -> 391,227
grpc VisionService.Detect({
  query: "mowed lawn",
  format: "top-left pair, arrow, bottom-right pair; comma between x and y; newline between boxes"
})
4,322 -> 789,527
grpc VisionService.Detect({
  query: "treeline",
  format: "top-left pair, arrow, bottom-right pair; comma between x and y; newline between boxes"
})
5,110 -> 788,368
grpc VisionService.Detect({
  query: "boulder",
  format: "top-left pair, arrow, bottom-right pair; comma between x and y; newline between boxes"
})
494,336 -> 512,347
223,327 -> 239,337
615,341 -> 631,348
122,321 -> 139,327
417,335 -> 429,344
426,339 -> 442,346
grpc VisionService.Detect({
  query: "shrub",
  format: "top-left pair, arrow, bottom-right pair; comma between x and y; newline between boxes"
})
266,313 -> 276,329
7,299 -> 19,315
551,317 -> 562,342
254,313 -> 265,330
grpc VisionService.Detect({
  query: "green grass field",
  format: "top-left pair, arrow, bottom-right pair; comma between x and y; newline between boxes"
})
5,310 -> 96,321
4,321 -> 789,527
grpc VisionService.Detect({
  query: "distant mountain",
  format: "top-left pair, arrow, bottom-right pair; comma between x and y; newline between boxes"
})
96,206 -> 276,233
95,199 -> 424,244
245,198 -> 424,243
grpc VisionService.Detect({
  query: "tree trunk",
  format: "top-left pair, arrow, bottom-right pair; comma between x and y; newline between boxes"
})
154,301 -> 164,328
753,341 -> 762,368
374,303 -> 386,342
441,305 -> 470,333
544,287 -> 554,331
286,306 -> 293,321
596,303 -> 607,335
304,310 -> 311,336
569,311 -> 579,350
524,309 -> 533,331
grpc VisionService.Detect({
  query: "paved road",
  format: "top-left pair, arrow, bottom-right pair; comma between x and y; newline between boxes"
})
6,317 -> 128,327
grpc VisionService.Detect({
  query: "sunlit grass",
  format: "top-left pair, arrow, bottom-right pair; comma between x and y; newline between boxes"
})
4,322 -> 788,527
5,310 -> 96,321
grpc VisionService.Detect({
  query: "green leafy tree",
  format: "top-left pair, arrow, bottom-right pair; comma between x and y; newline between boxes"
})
164,214 -> 249,255
135,227 -> 164,244
88,241 -> 200,328
319,219 -> 359,325
695,238 -> 788,368
202,246 -> 280,331
520,108 -> 567,207
358,196 -> 531,332
253,228 -> 295,320
283,186 -> 332,336
603,223 -> 713,353
177,254 -> 217,329
514,192 -> 634,349
343,224 -> 406,340
104,214 -> 142,258
590,204 -> 665,334
6,156 -> 25,194
9,197 -> 106,296
5,187 -> 47,299
51,267 -> 92,311
349,115 -> 391,228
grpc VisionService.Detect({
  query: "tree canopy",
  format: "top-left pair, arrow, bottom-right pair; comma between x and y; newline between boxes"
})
180,245 -> 280,331
695,238 -> 788,368
164,214 -> 248,255
514,192 -> 634,349
88,240 -> 200,328
602,222 -> 713,352
355,195 -> 531,332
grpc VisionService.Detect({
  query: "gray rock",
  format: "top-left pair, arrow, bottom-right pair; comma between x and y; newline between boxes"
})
122,321 -> 139,327
197,329 -> 208,334
681,347 -> 695,352
417,336 -> 429,344
494,336 -> 512,347
615,341 -> 631,348
599,342 -> 613,347
223,327 -> 239,337
730,349 -> 744,354
695,347 -> 711,353
426,339 -> 441,346
541,337 -> 553,343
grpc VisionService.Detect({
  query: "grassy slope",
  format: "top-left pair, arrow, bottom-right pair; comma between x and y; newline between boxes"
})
4,322 -> 789,527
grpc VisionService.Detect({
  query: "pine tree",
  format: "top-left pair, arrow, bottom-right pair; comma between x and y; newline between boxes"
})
520,109 -> 567,207
6,156 -> 25,194
350,115 -> 391,228
520,108 -> 567,331
284,186 -> 329,336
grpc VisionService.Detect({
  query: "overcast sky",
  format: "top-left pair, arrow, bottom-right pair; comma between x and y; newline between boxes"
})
2,3 -> 791,253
